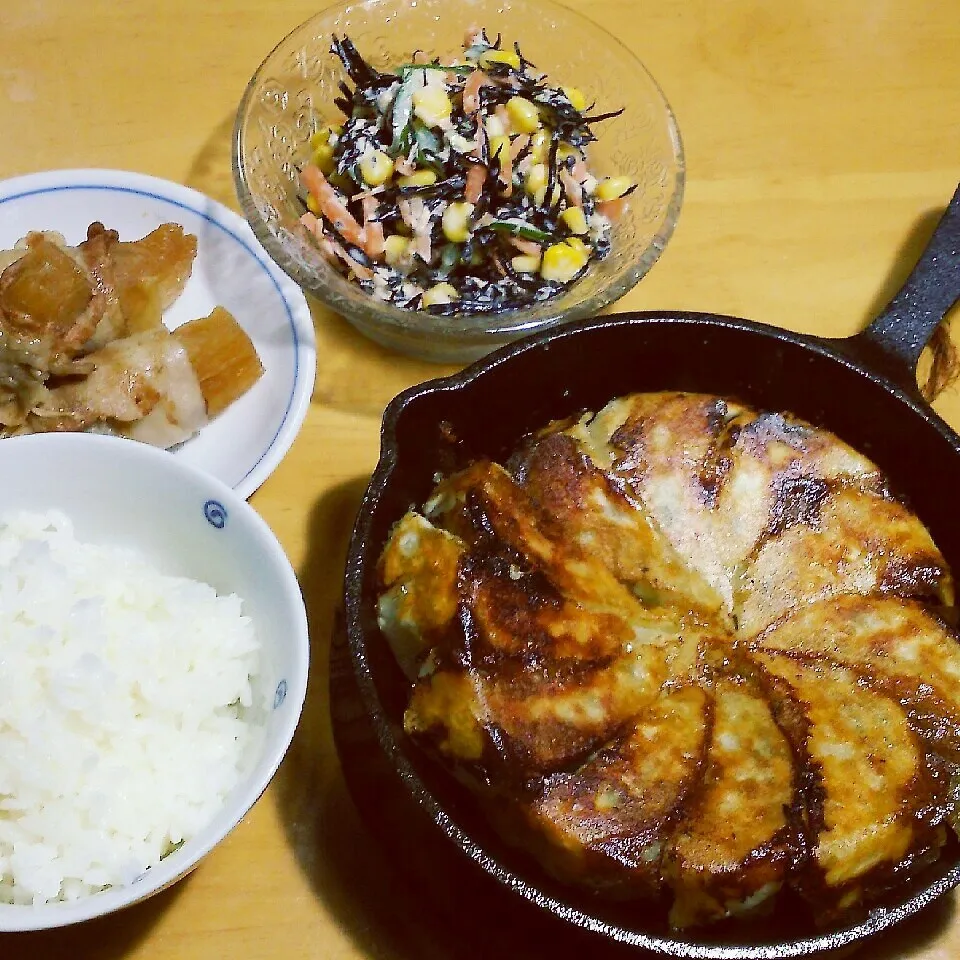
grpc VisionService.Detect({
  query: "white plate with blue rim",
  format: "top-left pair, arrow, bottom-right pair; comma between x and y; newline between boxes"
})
0,168 -> 316,500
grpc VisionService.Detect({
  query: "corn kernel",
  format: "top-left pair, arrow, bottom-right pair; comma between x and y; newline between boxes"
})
485,114 -> 506,137
530,129 -> 551,163
306,192 -> 322,216
563,86 -> 588,111
398,169 -> 439,188
595,176 -> 633,201
413,85 -> 452,127
525,162 -> 548,201
359,150 -> 394,186
560,206 -> 588,235
525,163 -> 561,206
566,237 -> 590,257
511,254 -> 541,273
441,201 -> 474,243
479,49 -> 522,70
310,124 -> 341,149
311,142 -> 336,174
488,134 -> 510,161
540,240 -> 589,283
383,234 -> 411,267
506,96 -> 540,134
557,142 -> 579,163
421,282 -> 459,307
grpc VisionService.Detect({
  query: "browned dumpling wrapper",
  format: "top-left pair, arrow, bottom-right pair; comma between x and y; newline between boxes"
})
377,391 -> 958,929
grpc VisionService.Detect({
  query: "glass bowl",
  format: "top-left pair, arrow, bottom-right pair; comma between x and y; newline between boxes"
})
233,0 -> 684,363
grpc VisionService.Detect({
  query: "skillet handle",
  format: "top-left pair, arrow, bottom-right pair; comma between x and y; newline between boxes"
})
852,182 -> 960,388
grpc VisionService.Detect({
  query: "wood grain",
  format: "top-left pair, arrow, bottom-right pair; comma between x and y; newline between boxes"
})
0,0 -> 958,956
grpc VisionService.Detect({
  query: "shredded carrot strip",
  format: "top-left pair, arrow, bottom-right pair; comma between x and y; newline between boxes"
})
560,169 -> 583,207
300,213 -> 343,269
365,222 -> 385,259
570,158 -> 591,184
330,238 -> 374,281
508,237 -> 542,257
300,212 -> 321,234
361,196 -> 385,259
353,185 -> 386,202
597,197 -> 629,221
471,121 -> 488,162
463,69 -> 493,114
510,134 -> 530,160
465,163 -> 487,204
301,163 -> 367,251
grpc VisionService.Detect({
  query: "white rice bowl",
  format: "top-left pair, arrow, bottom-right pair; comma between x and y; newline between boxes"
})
0,432 -> 308,931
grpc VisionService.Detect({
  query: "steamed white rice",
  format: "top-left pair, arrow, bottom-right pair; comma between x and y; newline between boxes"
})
0,510 -> 262,906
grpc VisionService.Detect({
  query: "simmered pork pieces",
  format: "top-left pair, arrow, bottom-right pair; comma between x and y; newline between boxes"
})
377,391 -> 958,929
0,223 -> 262,446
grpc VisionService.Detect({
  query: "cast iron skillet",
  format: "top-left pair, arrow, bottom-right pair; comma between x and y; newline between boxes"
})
338,184 -> 960,958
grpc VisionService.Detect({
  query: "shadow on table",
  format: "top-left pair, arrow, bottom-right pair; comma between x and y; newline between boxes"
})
859,201 -> 960,403
184,113 -> 241,214
859,204 -> 944,327
273,477 -> 461,959
0,881 -> 188,958
305,298 -> 461,419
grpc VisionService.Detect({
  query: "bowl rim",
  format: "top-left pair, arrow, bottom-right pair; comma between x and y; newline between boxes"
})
343,309 -> 960,958
0,432 -> 310,931
232,0 -> 685,340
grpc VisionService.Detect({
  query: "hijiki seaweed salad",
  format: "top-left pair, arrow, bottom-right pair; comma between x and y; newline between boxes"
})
297,30 -> 635,314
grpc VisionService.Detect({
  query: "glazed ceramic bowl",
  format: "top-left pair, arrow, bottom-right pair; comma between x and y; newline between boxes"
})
0,433 -> 309,931
233,0 -> 684,363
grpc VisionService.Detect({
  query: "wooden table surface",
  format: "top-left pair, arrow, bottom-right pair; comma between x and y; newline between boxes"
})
1,1 -> 959,957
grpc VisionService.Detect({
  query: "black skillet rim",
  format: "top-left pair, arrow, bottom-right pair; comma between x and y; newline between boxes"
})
342,309 -> 960,959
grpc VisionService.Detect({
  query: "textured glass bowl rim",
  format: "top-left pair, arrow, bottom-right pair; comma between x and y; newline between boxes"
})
232,0 -> 685,341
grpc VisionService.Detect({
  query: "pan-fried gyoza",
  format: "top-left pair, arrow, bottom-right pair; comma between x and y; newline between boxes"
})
0,223 -> 263,446
376,391 -> 958,929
